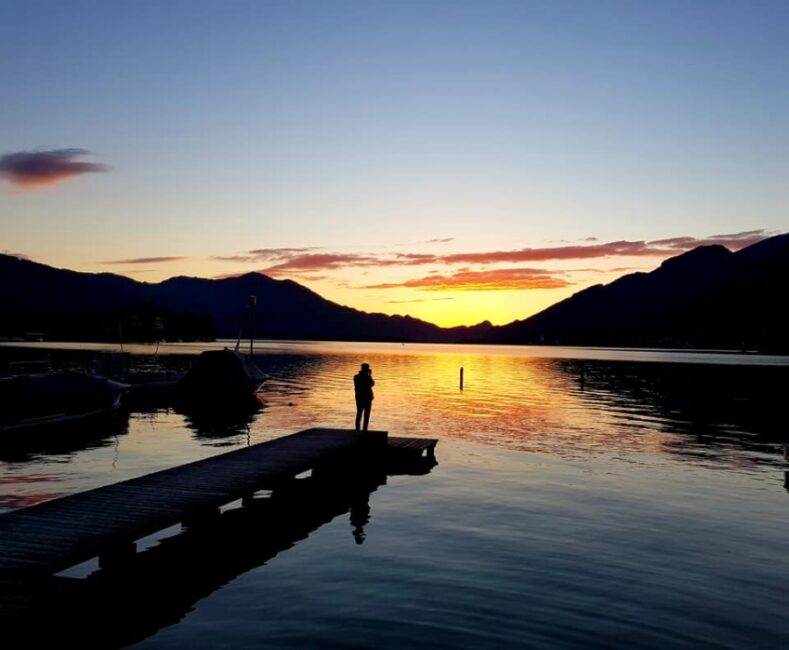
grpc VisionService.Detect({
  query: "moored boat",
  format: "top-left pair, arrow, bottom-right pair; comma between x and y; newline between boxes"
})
174,348 -> 265,406
0,371 -> 129,440
175,296 -> 266,407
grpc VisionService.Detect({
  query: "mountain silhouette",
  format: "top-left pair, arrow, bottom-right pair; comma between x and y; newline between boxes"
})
485,233 -> 789,351
1,232 -> 786,350
0,256 -> 493,343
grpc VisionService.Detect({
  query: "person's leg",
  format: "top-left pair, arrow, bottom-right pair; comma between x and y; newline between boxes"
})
355,400 -> 363,430
362,402 -> 371,430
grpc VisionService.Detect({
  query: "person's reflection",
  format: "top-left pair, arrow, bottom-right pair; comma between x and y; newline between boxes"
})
349,494 -> 371,544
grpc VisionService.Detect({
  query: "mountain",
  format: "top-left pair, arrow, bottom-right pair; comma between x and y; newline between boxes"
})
0,255 -> 494,343
1,232 -> 786,349
484,232 -> 789,351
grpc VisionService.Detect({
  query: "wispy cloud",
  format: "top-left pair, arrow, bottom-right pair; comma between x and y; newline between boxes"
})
0,149 -> 109,189
394,253 -> 440,265
438,230 -> 768,265
363,268 -> 570,291
208,229 -> 772,291
439,241 -> 655,264
260,253 -> 401,276
649,230 -> 767,251
212,247 -> 322,263
101,256 -> 187,264
250,247 -> 321,257
386,297 -> 456,304
216,230 -> 770,277
566,266 -> 647,274
426,237 -> 454,243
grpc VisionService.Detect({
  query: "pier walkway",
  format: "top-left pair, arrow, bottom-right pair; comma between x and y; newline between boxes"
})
0,428 -> 435,578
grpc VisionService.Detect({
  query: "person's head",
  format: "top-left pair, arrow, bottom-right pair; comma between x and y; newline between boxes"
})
361,362 -> 371,374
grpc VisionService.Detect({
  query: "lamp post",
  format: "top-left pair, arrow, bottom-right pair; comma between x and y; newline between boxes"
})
248,295 -> 256,356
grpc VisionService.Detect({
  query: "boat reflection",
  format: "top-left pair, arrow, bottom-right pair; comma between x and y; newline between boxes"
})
0,410 -> 130,462
174,394 -> 264,441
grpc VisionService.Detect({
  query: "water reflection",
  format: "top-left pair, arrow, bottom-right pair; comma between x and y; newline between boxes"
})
254,350 -> 787,470
3,458 -> 434,649
557,360 -> 788,466
174,395 -> 264,443
0,411 -> 130,463
1,344 -> 786,513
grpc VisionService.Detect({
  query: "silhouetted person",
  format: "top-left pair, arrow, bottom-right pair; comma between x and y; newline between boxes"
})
353,362 -> 374,431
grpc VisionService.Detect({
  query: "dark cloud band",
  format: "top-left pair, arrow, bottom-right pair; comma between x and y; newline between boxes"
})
101,256 -> 186,265
0,148 -> 109,188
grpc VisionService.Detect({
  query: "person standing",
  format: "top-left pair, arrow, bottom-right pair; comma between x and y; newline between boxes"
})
353,362 -> 374,431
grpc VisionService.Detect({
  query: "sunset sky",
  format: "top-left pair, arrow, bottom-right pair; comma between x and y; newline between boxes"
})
2,1 -> 787,327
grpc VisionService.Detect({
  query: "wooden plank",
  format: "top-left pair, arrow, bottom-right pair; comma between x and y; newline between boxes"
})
389,436 -> 436,446
388,437 -> 437,450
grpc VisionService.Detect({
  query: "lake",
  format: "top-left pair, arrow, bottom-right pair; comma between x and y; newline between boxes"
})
2,341 -> 789,648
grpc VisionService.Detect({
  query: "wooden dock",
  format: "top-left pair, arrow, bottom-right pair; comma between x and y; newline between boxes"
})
0,428 -> 436,579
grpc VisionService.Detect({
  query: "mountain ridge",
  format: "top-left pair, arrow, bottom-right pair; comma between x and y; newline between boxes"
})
1,232 -> 786,351
484,233 -> 789,351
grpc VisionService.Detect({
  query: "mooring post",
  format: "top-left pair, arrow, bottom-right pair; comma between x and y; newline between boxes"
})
99,540 -> 137,569
459,367 -> 464,390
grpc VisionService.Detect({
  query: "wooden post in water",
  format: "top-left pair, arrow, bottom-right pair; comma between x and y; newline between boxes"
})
459,367 -> 464,390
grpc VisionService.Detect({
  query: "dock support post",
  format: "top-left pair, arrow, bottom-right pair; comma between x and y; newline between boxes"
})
182,507 -> 221,529
459,367 -> 464,390
99,540 -> 137,569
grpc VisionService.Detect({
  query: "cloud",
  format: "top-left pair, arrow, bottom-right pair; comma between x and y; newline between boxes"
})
565,266 -> 646,274
211,255 -> 262,263
385,297 -> 456,304
426,237 -> 454,243
210,230 -> 771,280
294,274 -> 328,282
438,230 -> 770,265
212,247 -> 322,263
363,268 -> 570,291
394,253 -> 440,265
248,247 -> 321,258
101,256 -> 187,264
0,149 -> 109,189
439,241 -> 661,264
649,229 -> 767,251
260,253 -> 401,276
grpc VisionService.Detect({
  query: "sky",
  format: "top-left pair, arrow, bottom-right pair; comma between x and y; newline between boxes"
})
1,0 -> 787,327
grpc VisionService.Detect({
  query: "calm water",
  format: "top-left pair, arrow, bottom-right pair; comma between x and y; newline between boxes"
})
2,342 -> 789,648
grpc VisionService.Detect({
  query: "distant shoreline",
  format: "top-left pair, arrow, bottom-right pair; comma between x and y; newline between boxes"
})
1,340 -> 787,367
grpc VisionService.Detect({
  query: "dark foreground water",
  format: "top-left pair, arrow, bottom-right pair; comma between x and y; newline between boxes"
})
2,342 -> 789,648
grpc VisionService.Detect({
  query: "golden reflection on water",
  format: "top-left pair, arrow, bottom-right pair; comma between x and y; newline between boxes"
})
1,343 -> 785,511
255,350 -> 681,460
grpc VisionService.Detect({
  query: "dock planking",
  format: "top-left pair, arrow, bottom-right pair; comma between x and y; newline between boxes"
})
0,428 -> 395,578
388,436 -> 437,456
